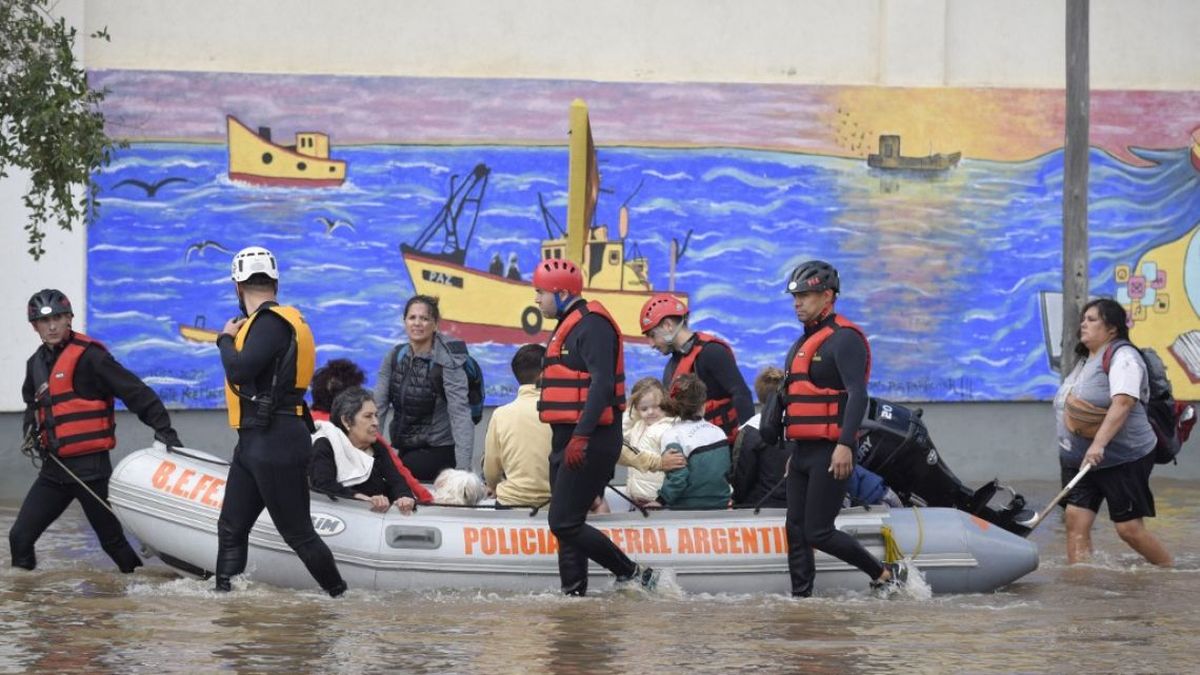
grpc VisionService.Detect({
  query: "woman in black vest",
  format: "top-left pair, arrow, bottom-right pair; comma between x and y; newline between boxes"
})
374,295 -> 474,480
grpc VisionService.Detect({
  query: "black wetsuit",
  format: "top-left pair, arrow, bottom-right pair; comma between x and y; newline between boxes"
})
215,306 -> 345,593
782,313 -> 883,597
11,335 -> 176,572
663,337 -> 755,428
546,300 -> 636,595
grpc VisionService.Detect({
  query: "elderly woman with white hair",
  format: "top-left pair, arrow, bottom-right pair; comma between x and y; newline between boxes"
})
310,387 -> 417,514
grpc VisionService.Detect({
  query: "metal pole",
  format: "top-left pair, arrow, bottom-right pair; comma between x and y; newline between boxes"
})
1062,0 -> 1090,377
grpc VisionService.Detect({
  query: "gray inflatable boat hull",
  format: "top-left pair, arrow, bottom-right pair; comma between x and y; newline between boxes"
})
109,446 -> 1038,595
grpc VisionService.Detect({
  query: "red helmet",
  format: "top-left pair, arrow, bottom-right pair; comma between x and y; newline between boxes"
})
639,293 -> 688,334
533,258 -> 583,295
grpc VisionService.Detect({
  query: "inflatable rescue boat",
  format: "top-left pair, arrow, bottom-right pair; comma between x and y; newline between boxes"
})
109,444 -> 1038,595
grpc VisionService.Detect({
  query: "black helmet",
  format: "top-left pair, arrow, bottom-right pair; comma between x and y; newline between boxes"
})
28,289 -> 74,322
784,260 -> 839,295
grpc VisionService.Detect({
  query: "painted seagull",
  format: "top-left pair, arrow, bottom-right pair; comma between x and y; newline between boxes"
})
316,216 -> 356,235
112,177 -> 190,197
184,240 -> 233,262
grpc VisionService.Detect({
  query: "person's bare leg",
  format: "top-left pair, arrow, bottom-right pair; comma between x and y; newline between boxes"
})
1064,505 -> 1097,564
1113,518 -> 1173,567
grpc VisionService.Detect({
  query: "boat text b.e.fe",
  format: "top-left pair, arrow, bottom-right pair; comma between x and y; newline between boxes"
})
109,444 -> 1038,596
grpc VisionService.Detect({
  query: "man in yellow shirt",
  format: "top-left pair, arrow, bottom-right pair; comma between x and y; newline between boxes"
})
483,344 -> 552,507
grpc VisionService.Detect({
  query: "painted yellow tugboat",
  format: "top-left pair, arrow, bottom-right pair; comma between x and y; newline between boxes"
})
401,100 -> 684,343
179,315 -> 220,344
226,115 -> 347,188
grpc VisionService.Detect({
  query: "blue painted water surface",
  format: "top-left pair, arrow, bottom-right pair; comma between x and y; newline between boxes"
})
87,144 -> 1200,408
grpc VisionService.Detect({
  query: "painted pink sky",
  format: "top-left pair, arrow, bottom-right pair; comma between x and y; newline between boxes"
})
91,70 -> 1200,165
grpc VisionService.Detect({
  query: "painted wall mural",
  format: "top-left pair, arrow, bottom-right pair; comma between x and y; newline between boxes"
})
86,71 -> 1200,408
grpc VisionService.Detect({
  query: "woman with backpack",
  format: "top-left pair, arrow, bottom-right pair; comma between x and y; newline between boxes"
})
1054,298 -> 1172,566
374,295 -> 475,481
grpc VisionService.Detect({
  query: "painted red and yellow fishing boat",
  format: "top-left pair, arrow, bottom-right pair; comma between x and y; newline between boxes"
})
401,100 -> 686,343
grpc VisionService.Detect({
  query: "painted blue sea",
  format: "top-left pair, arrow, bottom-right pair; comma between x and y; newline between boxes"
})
87,143 -> 1200,408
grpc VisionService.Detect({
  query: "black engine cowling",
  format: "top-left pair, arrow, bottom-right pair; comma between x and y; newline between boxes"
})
856,398 -> 1033,537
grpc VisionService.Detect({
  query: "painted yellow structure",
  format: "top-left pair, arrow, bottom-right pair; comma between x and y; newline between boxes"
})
1125,224 -> 1200,398
179,315 -> 220,344
399,99 -> 679,343
226,115 -> 346,187
404,250 -> 657,342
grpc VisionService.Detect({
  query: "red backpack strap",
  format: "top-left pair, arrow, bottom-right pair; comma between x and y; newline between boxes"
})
1102,339 -> 1135,374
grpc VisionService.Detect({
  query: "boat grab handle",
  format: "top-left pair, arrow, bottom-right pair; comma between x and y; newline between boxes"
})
386,525 -> 442,550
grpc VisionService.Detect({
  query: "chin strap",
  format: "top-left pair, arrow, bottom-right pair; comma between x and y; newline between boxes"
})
663,323 -> 687,351
805,303 -> 835,329
554,293 -> 578,317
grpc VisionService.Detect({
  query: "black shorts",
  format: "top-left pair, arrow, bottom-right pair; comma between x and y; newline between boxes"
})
1061,451 -> 1156,523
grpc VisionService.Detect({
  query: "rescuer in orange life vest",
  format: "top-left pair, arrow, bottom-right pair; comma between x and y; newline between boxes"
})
639,293 -> 754,442
214,246 -> 346,596
759,260 -> 907,597
534,258 -> 661,595
11,289 -> 182,573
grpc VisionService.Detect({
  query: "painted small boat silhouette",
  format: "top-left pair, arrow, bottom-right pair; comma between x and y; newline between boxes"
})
227,115 -> 346,188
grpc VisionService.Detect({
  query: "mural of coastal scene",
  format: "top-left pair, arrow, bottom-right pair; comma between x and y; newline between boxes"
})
87,71 -> 1200,408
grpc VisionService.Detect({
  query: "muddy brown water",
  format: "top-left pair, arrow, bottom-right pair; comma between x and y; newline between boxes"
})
1,479 -> 1198,674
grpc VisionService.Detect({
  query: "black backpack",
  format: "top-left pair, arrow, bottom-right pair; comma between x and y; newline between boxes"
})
391,341 -> 485,425
1103,340 -> 1196,465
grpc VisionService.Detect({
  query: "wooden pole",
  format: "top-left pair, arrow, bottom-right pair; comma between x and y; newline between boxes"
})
669,239 -> 677,292
1062,0 -> 1090,377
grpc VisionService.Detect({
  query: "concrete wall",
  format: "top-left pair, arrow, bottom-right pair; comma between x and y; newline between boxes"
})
3,1 -> 1200,491
2,403 -> 1196,500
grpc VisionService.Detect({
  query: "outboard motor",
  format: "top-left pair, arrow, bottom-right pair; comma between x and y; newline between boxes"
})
856,398 -> 1034,537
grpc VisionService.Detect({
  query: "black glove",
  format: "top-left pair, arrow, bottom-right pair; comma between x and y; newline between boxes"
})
155,429 -> 182,449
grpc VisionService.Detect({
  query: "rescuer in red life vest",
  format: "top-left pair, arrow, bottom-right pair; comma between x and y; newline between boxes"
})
533,258 -> 660,595
11,289 -> 182,573
760,261 -> 907,597
638,293 -> 754,443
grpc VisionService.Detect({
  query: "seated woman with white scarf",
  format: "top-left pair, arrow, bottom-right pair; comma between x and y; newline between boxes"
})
310,387 -> 417,514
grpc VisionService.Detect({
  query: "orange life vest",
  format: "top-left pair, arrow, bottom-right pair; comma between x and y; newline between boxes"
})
35,333 -> 117,457
224,304 -> 315,429
783,315 -> 871,442
539,300 -> 627,426
673,331 -> 740,441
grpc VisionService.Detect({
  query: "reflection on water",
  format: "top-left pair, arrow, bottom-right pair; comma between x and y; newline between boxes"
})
2,480 -> 1199,673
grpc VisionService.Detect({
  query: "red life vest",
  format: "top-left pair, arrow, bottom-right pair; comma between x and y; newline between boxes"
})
539,300 -> 627,426
36,333 -> 117,457
673,331 -> 740,441
783,315 -> 871,442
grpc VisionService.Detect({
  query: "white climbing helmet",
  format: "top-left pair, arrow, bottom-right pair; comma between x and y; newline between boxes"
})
231,246 -> 279,282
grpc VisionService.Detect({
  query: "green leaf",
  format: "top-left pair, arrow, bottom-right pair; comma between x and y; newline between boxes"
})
1,0 -> 119,260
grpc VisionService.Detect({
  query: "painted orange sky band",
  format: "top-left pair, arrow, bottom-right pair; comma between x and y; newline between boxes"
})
92,71 -> 1200,166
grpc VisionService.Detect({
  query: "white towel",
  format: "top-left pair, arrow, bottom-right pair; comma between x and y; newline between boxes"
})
312,420 -> 374,487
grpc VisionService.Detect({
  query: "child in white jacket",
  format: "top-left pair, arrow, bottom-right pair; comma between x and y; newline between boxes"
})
621,377 -> 680,504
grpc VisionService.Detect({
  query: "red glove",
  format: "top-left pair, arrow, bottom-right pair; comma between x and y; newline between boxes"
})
565,435 -> 589,470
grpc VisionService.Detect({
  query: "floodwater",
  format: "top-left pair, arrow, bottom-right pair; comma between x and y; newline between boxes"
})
1,479 -> 1198,674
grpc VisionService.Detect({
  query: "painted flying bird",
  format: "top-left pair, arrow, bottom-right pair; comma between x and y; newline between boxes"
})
316,216 -> 356,235
182,237 -> 231,261
184,240 -> 232,262
112,177 -> 190,197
